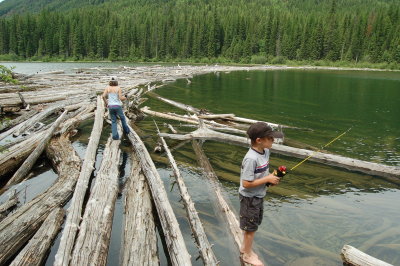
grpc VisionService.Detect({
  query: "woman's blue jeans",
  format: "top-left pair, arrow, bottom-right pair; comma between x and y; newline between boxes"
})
109,106 -> 130,140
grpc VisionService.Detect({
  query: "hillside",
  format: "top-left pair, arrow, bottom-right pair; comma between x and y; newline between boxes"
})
0,0 -> 399,66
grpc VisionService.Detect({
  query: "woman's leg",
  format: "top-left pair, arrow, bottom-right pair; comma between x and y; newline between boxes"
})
116,107 -> 131,134
109,108 -> 119,140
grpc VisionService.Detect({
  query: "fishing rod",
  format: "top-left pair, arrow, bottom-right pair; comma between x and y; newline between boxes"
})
273,126 -> 353,178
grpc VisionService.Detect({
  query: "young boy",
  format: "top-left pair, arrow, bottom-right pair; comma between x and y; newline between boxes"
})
239,122 -> 283,266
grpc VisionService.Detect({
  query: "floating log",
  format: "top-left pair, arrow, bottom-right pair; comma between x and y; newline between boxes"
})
159,126 -> 400,179
121,152 -> 159,266
54,97 -> 104,266
70,126 -> 122,266
6,110 -> 68,187
157,126 -> 218,265
341,245 -> 393,266
0,133 -> 81,265
0,110 -> 38,133
9,208 -> 65,266
126,126 -> 192,265
147,91 -> 200,113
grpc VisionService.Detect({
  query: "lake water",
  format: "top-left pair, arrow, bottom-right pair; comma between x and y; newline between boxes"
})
1,63 -> 399,265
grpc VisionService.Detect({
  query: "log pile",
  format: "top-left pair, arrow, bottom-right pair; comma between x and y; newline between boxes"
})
0,64 -> 399,266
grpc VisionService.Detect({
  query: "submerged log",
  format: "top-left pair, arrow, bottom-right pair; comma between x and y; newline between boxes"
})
158,127 -> 218,265
70,127 -> 122,266
127,126 -> 192,265
54,97 -> 104,266
341,245 -> 393,266
10,208 -> 65,266
121,153 -> 158,266
0,133 -> 81,265
159,126 -> 400,179
191,140 -> 243,249
6,110 -> 68,187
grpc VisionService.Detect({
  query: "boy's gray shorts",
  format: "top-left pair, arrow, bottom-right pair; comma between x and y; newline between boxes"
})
239,194 -> 264,232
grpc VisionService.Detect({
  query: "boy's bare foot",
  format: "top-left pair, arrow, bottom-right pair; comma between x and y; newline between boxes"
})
242,252 -> 264,266
240,249 -> 259,259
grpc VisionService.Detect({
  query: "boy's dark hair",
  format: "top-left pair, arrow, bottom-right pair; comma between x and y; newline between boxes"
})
109,76 -> 118,86
247,122 -> 284,143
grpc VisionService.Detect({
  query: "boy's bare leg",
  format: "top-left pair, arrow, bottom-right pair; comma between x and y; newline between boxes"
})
241,230 -> 255,255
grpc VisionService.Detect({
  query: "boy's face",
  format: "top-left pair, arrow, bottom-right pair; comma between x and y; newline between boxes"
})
256,136 -> 274,149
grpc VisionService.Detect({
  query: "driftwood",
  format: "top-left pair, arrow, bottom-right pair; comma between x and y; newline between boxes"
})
6,110 -> 68,187
159,126 -> 400,179
157,127 -> 218,265
341,245 -> 393,266
147,91 -> 200,113
69,126 -> 122,266
0,190 -> 19,221
121,152 -> 159,266
9,208 -> 65,266
54,97 -> 104,266
0,133 -> 81,265
17,92 -> 27,109
127,126 -> 192,265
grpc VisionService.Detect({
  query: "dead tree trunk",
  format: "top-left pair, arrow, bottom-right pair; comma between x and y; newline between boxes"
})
6,110 -> 68,187
70,127 -> 122,266
341,245 -> 393,266
0,133 -> 81,265
158,130 -> 218,265
54,97 -> 104,266
121,152 -> 159,266
127,126 -> 192,266
0,190 -> 19,222
9,208 -> 65,266
0,109 -> 38,132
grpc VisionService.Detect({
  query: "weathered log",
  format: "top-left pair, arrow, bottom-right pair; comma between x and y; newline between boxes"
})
9,208 -> 65,266
121,152 -> 159,266
157,127 -> 218,265
54,97 -> 104,266
0,189 -> 19,222
341,245 -> 393,266
0,110 -> 38,133
159,126 -> 400,179
126,125 -> 192,265
198,114 -> 235,120
0,133 -> 81,265
17,92 -> 27,109
6,110 -> 68,187
69,127 -> 121,266
147,91 -> 200,113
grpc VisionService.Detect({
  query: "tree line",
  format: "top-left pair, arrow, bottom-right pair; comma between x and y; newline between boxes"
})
0,0 -> 399,65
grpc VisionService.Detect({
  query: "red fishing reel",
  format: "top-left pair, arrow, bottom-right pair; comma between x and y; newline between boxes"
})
274,165 -> 287,178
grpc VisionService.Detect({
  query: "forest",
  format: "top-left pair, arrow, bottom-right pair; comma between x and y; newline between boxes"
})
0,0 -> 399,66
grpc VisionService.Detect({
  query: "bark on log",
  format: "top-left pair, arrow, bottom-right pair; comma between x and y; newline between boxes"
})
54,97 -> 104,266
0,133 -> 81,265
341,245 -> 393,266
9,208 -> 65,266
121,152 -> 159,266
158,131 -> 218,265
159,127 -> 400,179
6,110 -> 68,187
69,127 -> 121,266
126,125 -> 192,266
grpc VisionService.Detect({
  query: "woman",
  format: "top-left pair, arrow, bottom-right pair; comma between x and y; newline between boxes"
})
102,76 -> 130,140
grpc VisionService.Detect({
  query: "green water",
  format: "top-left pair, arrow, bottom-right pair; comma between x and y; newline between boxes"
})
2,65 -> 400,265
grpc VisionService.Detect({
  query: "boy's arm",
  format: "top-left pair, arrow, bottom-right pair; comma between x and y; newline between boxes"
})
242,173 -> 280,188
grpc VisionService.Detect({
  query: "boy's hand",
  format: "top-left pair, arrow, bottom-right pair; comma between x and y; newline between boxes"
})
265,173 -> 280,186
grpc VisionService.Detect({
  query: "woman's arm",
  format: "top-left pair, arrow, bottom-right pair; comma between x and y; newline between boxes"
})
118,87 -> 127,101
102,87 -> 109,105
